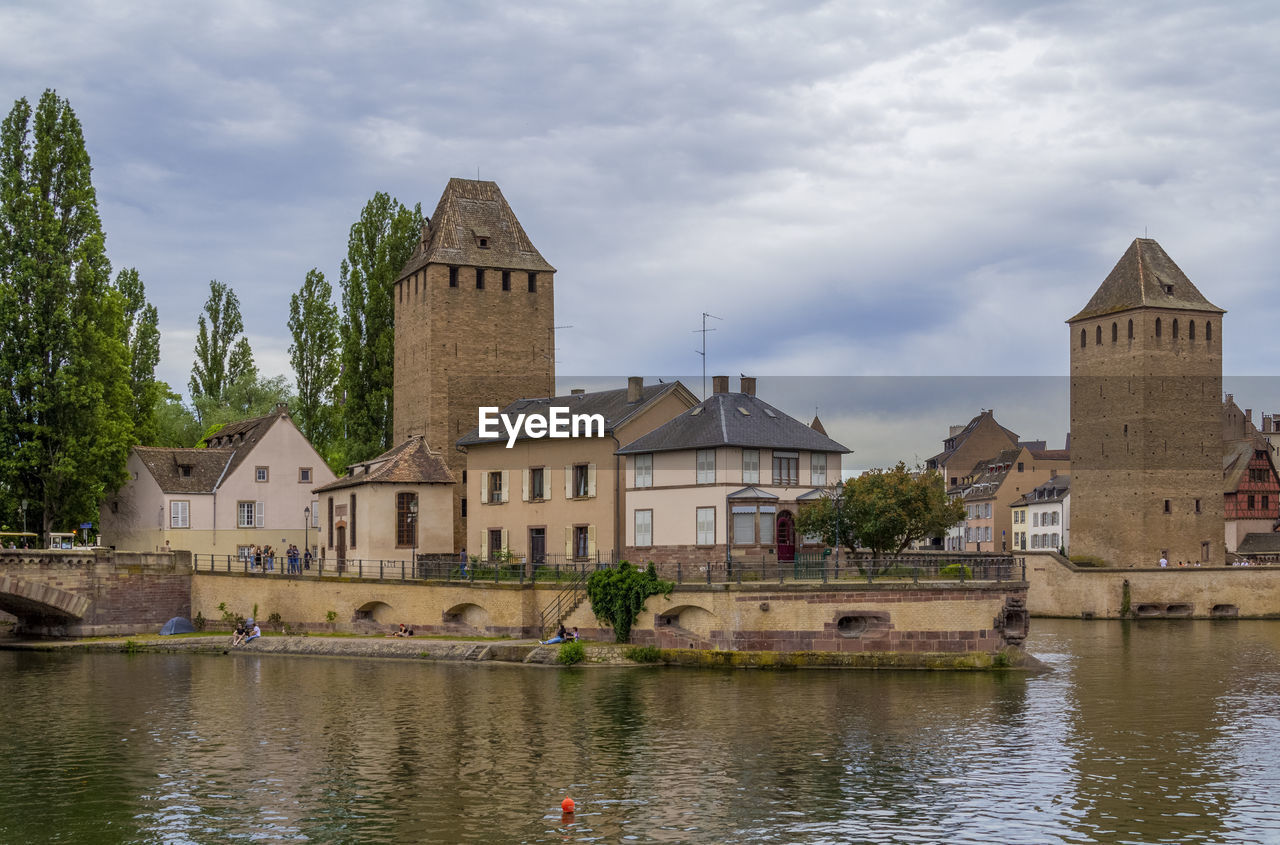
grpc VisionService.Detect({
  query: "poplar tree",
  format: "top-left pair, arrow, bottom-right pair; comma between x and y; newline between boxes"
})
117,267 -> 163,445
288,267 -> 339,453
337,192 -> 421,463
0,90 -> 133,534
189,279 -> 253,419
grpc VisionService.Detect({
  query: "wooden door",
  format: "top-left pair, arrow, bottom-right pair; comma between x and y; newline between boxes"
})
336,525 -> 347,573
776,511 -> 796,563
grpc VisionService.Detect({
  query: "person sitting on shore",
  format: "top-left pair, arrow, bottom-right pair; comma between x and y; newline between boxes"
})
569,627 -> 580,642
243,619 -> 261,644
541,624 -> 568,645
231,622 -> 247,647
391,623 -> 408,637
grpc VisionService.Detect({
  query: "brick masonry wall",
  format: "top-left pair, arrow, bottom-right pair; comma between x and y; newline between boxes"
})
393,262 -> 556,551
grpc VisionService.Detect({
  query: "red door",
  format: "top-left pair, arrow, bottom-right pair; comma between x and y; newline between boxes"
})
776,511 -> 796,563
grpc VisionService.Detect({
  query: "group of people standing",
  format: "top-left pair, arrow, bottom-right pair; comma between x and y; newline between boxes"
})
246,544 -> 312,574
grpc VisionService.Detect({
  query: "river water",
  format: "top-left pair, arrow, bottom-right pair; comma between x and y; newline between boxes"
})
3,620 -> 1280,844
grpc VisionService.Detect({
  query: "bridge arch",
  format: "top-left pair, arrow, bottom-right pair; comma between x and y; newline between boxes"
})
354,600 -> 394,625
656,604 -> 717,637
0,574 -> 91,626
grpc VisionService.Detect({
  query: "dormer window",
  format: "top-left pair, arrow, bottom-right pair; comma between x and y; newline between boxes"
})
1162,283 -> 1173,294
179,465 -> 192,478
478,237 -> 488,248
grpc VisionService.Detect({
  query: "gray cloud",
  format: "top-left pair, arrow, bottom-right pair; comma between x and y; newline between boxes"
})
2,0 -> 1278,448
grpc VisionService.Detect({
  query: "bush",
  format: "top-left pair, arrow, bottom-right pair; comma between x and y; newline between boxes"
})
267,612 -> 283,631
625,645 -> 662,663
586,561 -> 674,643
939,563 -> 972,579
325,610 -> 338,623
557,641 -> 585,665
1069,555 -> 1107,568
193,611 -> 206,631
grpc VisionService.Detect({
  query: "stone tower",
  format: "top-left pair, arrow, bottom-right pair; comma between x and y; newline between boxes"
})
393,179 -> 556,549
1068,238 -> 1225,567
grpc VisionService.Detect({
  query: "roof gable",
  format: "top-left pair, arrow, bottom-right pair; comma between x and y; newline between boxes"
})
398,179 -> 554,279
1069,238 -> 1224,323
315,435 -> 455,493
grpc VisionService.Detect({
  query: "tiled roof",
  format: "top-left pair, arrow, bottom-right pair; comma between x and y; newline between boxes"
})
134,447 -> 233,494
1222,440 -> 1275,494
1029,448 -> 1070,461
1069,238 -> 1225,322
726,486 -> 780,500
199,405 -> 290,482
1237,533 -> 1280,554
616,392 -> 850,456
456,381 -> 692,447
398,179 -> 554,279
927,410 -> 1019,467
957,448 -> 1022,500
314,436 -> 455,493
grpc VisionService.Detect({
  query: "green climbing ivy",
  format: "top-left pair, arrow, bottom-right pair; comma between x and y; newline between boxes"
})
586,561 -> 673,643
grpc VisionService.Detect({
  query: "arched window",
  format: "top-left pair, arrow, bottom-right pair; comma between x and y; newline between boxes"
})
1096,326 -> 1102,345
1080,329 -> 1087,348
1189,320 -> 1196,340
1156,317 -> 1162,338
1112,322 -> 1118,342
1207,321 -> 1213,342
1128,319 -> 1134,339
1173,318 -> 1179,339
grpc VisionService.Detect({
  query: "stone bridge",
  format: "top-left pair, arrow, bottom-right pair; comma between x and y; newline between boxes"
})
0,549 -> 192,636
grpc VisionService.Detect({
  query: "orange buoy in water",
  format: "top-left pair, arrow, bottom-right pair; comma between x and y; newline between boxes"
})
561,797 -> 576,814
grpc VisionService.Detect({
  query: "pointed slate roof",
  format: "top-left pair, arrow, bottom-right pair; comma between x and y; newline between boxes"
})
616,392 -> 850,455
810,415 -> 827,436
134,447 -> 234,494
398,178 -> 554,280
1069,238 -> 1225,323
313,435 -> 455,493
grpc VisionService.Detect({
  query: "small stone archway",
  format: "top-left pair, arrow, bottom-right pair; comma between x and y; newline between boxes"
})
442,602 -> 490,634
655,603 -> 717,648
354,600 -> 394,625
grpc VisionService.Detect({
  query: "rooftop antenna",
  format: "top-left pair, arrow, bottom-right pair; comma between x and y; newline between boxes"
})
547,324 -> 573,396
693,312 -> 722,399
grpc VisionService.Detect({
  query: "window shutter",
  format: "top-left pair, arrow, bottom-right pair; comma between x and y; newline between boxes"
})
587,464 -> 596,498
482,472 -> 490,502
479,533 -> 488,559
522,469 -> 530,502
587,525 -> 596,556
564,466 -> 572,499
500,470 -> 510,503
501,528 -> 509,552
564,526 -> 573,557
255,501 -> 264,528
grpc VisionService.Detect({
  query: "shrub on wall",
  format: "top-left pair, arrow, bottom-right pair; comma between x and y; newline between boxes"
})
586,561 -> 674,643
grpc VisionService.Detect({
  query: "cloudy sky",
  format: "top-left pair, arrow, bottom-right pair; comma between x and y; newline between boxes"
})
3,0 -> 1278,468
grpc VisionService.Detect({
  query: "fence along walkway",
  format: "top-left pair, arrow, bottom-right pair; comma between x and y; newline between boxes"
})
192,553 -> 1021,586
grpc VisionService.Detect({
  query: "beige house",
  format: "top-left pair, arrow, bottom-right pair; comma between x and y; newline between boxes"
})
99,405 -> 336,559
617,376 -> 850,568
456,378 -> 698,562
312,436 -> 456,568
954,446 -> 1069,553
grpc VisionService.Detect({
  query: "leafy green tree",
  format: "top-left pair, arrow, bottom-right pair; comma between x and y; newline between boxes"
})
337,193 -> 421,462
116,267 -> 163,444
586,562 -> 674,643
0,90 -> 133,534
192,372 -> 293,440
288,267 -> 339,451
189,279 -> 253,418
151,383 -> 203,447
797,463 -> 965,570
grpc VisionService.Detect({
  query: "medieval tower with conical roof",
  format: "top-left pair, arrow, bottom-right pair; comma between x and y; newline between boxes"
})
1068,238 -> 1225,566
393,179 -> 556,549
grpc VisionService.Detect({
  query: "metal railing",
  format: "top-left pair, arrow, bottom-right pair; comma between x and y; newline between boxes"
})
191,553 -> 1020,586
539,568 -> 592,639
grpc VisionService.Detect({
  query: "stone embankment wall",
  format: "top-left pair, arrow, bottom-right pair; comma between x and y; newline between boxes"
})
1023,550 -> 1280,618
0,549 -> 192,635
192,572 -> 1028,653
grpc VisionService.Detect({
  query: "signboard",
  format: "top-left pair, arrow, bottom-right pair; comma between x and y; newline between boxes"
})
80,522 -> 92,529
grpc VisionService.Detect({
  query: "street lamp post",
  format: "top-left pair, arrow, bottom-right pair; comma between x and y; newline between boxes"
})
303,506 -> 311,573
833,482 -> 843,578
408,498 -> 418,578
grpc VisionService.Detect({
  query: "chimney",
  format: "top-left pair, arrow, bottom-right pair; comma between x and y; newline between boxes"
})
627,376 -> 643,403
712,375 -> 730,395
1246,409 -> 1253,425
570,389 -> 585,395
949,425 -> 965,437
740,376 -> 756,397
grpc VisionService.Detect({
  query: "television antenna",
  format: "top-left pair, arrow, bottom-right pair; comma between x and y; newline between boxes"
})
693,312 -> 722,399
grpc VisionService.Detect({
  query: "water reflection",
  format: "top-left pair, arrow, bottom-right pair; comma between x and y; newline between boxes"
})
2,620 -> 1280,843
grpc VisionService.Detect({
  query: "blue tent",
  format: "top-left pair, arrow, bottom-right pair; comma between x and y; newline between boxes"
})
159,617 -> 197,635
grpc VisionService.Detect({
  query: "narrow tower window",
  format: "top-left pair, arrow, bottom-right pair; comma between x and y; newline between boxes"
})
1080,329 -> 1087,348
1128,319 -> 1134,339
528,272 -> 537,293
1155,318 -> 1162,338
1173,319 -> 1179,339
476,268 -> 485,289
502,270 -> 511,291
1189,321 -> 1196,340
1096,326 -> 1102,345
1207,321 -> 1213,341
449,267 -> 459,287
1112,322 -> 1118,343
